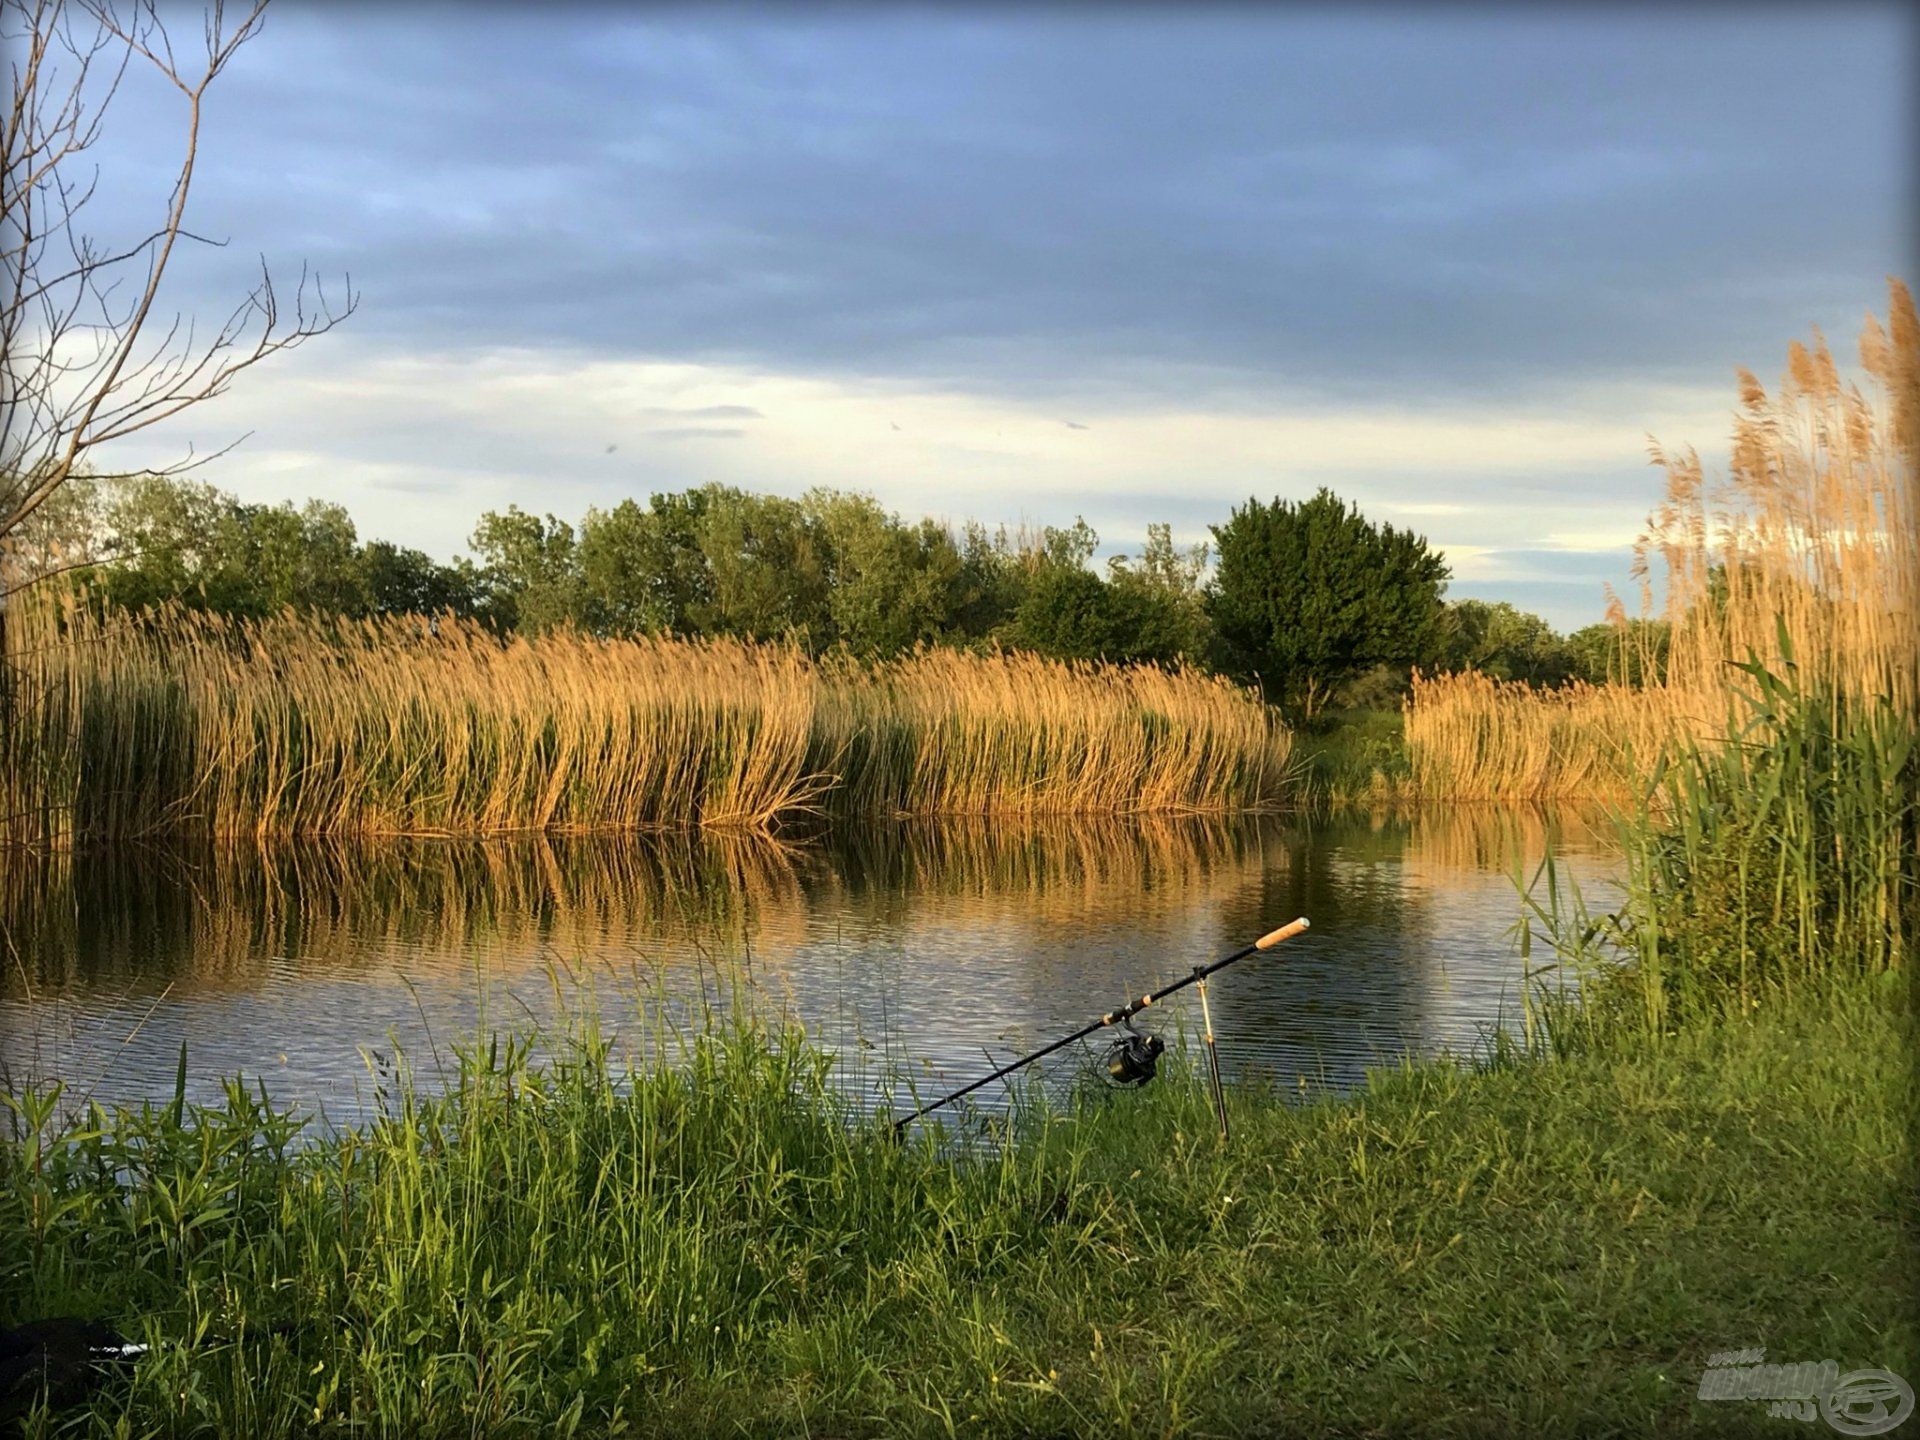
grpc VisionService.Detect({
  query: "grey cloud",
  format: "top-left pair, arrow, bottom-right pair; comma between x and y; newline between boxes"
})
371,474 -> 465,495
66,2 -> 1906,636
638,405 -> 764,420
648,426 -> 748,441
84,6 -> 1911,411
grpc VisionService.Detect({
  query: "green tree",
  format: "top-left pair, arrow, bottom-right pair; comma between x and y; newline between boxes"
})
469,507 -> 582,634
1106,523 -> 1211,664
95,474 -> 239,611
807,490 -> 964,655
689,488 -> 830,643
1009,562 -> 1118,661
247,499 -> 367,615
577,492 -> 715,637
1439,599 -> 1573,686
949,521 -> 1027,646
100,483 -> 372,616
1565,619 -> 1671,687
358,541 -> 485,619
1207,488 -> 1449,718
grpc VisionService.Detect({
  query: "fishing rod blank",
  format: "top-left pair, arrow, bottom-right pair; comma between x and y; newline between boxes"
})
891,916 -> 1310,1135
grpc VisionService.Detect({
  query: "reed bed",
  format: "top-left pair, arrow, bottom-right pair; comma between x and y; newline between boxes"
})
1403,673 -> 1693,800
0,602 -> 1290,846
1517,657 -> 1918,1037
814,647 -> 1290,819
1407,279 -> 1920,800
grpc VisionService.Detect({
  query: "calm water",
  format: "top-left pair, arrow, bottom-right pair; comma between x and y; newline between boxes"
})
1,809 -> 1618,1124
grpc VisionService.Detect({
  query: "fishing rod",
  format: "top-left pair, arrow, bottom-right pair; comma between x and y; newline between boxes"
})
892,916 -> 1310,1139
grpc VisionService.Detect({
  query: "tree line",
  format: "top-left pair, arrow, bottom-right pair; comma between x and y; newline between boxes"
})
6,471 -> 1665,718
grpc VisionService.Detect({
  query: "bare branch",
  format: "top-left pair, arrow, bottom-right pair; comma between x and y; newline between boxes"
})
1,0 -> 351,551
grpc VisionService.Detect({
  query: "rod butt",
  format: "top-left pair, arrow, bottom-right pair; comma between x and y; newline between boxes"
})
1255,916 -> 1310,950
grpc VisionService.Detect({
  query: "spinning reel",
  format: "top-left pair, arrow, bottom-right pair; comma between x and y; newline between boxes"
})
892,917 -> 1311,1143
1102,1020 -> 1165,1087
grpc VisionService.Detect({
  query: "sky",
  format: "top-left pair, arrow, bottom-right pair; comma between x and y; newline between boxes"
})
71,2 -> 1916,629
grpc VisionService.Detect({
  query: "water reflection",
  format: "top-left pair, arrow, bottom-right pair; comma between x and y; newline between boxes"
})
1,809 -> 1618,1122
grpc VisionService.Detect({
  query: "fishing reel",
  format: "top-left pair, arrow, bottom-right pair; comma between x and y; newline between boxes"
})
891,916 -> 1308,1143
1102,1021 -> 1165,1088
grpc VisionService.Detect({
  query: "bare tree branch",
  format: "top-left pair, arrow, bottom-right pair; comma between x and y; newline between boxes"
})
1,0 -> 354,595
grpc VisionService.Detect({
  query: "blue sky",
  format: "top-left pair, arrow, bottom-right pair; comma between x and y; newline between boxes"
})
88,3 -> 1914,628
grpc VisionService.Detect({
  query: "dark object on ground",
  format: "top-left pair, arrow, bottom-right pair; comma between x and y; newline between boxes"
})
0,1318 -> 145,1426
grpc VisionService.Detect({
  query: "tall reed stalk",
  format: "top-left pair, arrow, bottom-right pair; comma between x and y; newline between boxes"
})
1407,279 -> 1920,799
1611,652 -> 1913,1028
0,600 -> 1291,846
1518,651 -> 1916,1036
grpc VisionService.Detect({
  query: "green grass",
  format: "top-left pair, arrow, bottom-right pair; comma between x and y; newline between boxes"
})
5,970 -> 1912,1438
1290,707 -> 1414,808
1516,653 -> 1918,1042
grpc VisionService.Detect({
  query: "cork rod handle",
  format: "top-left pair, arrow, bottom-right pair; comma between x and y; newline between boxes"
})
1255,917 -> 1311,950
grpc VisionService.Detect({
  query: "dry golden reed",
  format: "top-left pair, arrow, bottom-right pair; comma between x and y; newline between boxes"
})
0,602 -> 1291,846
1408,279 -> 1920,799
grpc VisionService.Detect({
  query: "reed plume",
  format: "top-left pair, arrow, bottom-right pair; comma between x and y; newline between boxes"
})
1407,280 -> 1920,799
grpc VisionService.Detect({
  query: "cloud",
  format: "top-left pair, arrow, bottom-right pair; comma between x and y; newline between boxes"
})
60,5 -> 1908,637
79,6 -> 1911,413
639,404 -> 763,420
647,426 -> 749,441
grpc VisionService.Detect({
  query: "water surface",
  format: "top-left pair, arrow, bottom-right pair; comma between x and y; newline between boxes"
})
1,809 -> 1619,1124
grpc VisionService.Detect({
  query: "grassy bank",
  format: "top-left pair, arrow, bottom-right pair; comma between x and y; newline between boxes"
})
0,600 -> 1290,847
2,971 -> 1910,1438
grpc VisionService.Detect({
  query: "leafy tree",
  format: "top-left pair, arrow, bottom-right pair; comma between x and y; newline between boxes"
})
358,541 -> 485,619
1207,488 -> 1449,718
0,469 -> 105,586
249,499 -> 366,615
469,507 -> 581,633
95,478 -> 368,616
94,474 -> 238,611
1035,517 -> 1099,570
1440,599 -> 1573,686
577,492 -> 714,636
1106,523 -> 1211,664
1009,562 -> 1118,661
1565,619 -> 1671,687
690,488 -> 830,643
949,521 -> 1027,645
1000,520 -> 1208,667
807,490 -> 964,655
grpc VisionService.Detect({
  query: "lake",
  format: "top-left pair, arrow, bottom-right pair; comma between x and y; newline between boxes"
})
1,807 -> 1620,1125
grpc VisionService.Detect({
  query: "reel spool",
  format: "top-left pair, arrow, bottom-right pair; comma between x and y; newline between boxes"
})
1103,1022 -> 1165,1087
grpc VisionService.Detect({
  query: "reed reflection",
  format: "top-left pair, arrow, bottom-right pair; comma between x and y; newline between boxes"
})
1,808 -> 1618,1119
